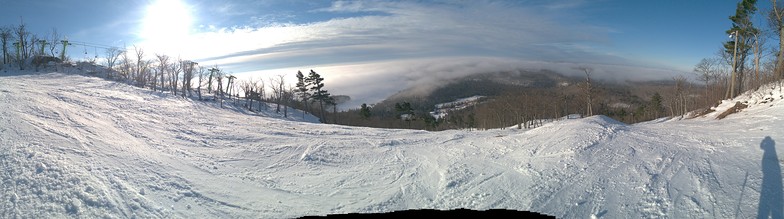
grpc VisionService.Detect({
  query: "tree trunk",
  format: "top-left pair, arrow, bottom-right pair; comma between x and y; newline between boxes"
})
319,101 -> 325,122
779,26 -> 784,80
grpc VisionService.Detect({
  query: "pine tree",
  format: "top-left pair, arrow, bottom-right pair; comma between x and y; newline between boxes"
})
308,70 -> 331,122
725,0 -> 758,98
467,112 -> 476,130
649,92 -> 663,118
295,70 -> 311,118
360,103 -> 371,119
395,102 -> 415,128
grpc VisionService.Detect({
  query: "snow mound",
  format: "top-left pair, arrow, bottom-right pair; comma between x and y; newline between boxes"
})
705,82 -> 784,120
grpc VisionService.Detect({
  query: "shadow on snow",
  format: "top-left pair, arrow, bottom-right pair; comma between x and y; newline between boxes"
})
758,136 -> 783,219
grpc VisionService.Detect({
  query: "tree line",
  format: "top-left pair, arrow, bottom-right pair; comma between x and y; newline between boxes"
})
328,72 -> 704,131
0,18 -> 67,71
1,19 -> 345,123
693,0 -> 784,110
8,0 -> 784,131
330,0 -> 784,130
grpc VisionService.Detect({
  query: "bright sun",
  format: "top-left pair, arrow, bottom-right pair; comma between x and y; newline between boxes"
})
141,0 -> 193,44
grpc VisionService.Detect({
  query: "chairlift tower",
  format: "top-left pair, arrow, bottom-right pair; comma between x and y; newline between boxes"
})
38,40 -> 47,56
60,38 -> 70,61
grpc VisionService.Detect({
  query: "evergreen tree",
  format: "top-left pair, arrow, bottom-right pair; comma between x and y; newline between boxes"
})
308,70 -> 331,122
649,92 -> 664,118
395,102 -> 415,128
422,114 -> 439,130
359,103 -> 371,119
295,70 -> 311,118
725,0 -> 758,98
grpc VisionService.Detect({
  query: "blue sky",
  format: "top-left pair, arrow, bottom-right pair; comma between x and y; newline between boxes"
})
0,0 -> 767,107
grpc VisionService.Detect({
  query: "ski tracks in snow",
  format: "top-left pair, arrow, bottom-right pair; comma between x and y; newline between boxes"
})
3,73 -> 784,218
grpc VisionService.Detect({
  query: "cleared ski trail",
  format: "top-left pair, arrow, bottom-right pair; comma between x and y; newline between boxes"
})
1,72 -> 782,218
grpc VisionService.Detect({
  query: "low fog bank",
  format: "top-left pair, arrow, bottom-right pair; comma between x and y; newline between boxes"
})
231,56 -> 688,110
317,57 -> 689,109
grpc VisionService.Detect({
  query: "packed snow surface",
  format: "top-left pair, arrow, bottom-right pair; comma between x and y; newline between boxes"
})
1,72 -> 784,218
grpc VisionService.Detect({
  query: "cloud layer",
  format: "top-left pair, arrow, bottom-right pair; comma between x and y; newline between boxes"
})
133,0 -> 687,108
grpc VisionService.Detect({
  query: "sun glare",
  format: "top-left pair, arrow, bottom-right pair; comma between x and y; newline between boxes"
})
141,0 -> 193,46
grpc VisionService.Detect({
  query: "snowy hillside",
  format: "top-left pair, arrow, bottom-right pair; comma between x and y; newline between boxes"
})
430,95 -> 484,119
1,71 -> 783,218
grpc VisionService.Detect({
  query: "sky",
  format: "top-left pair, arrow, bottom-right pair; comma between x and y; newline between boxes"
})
0,0 -> 767,108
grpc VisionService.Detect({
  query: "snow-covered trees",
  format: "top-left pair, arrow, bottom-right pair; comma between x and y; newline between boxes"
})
197,66 -> 205,100
360,103 -> 371,119
182,60 -> 197,97
395,102 -> 415,128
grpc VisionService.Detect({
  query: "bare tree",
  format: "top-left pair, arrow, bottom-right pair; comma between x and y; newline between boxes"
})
47,28 -> 59,57
240,79 -> 253,110
133,45 -> 147,86
673,75 -> 689,116
119,49 -> 132,80
197,66 -> 205,100
0,26 -> 10,66
104,47 -> 121,78
32,35 -> 45,57
694,58 -> 721,106
170,58 -> 182,96
255,78 -> 266,110
269,75 -> 286,113
26,34 -> 38,59
284,85 -> 295,118
771,0 -> 784,80
577,67 -> 594,116
752,32 -> 767,88
139,60 -> 152,87
153,54 -> 169,91
14,19 -> 30,70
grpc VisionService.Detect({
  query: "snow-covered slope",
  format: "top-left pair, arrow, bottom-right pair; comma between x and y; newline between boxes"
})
1,72 -> 783,218
430,95 -> 483,119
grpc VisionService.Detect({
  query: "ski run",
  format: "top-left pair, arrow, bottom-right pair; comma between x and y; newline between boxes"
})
1,71 -> 784,218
